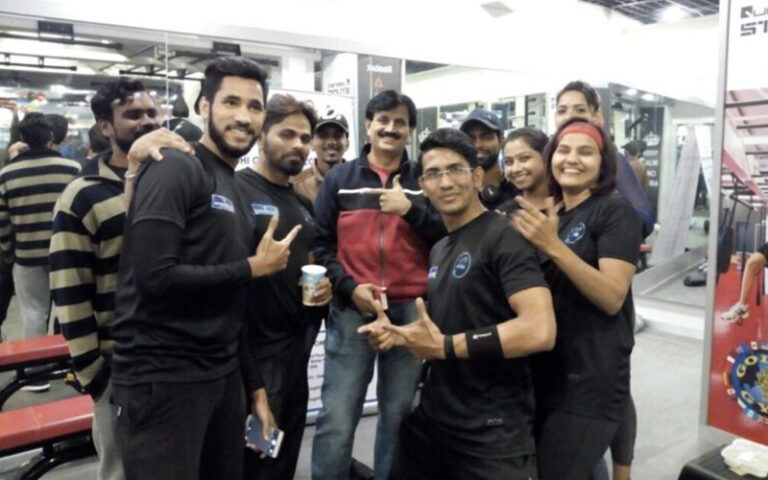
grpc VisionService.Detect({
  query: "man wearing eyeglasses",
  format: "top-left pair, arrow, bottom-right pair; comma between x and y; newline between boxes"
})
360,128 -> 556,480
311,90 -> 445,480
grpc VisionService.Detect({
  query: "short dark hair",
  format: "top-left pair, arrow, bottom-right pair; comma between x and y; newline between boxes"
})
90,79 -> 147,122
202,57 -> 269,105
365,90 -> 416,128
44,114 -> 69,144
88,123 -> 110,154
503,127 -> 549,154
262,94 -> 317,135
19,112 -> 53,149
556,80 -> 601,112
418,128 -> 478,168
544,118 -> 616,203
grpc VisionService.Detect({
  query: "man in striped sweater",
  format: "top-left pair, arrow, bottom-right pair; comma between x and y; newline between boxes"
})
49,78 -> 161,480
0,113 -> 80,344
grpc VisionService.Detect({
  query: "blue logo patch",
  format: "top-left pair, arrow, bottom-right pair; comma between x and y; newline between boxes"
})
428,266 -> 438,279
452,252 -> 471,279
251,203 -> 279,217
211,194 -> 235,213
564,222 -> 586,245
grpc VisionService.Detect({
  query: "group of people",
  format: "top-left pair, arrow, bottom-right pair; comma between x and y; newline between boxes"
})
0,55 -> 651,480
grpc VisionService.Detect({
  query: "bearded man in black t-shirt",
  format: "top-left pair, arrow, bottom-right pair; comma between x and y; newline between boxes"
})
235,93 -> 332,480
112,57 -> 299,480
360,128 -> 556,480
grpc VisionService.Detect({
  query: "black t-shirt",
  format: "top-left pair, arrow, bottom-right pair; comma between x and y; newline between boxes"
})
480,178 -> 519,211
417,211 -> 548,458
235,168 -> 319,358
112,143 -> 254,385
531,193 -> 641,421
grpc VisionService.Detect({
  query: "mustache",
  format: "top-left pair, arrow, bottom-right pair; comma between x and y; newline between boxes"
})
377,130 -> 401,140
225,124 -> 256,135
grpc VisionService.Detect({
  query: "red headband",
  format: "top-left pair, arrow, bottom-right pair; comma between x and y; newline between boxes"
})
556,122 -> 604,151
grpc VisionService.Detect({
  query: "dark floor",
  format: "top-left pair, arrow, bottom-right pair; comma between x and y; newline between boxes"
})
0,296 -> 722,480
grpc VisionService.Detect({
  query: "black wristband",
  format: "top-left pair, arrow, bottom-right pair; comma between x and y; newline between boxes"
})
465,326 -> 503,360
443,334 -> 455,360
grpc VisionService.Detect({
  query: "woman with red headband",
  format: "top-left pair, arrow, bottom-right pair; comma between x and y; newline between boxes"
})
511,118 -> 642,480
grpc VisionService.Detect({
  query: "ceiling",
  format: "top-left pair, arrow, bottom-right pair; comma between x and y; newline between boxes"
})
580,0 -> 719,24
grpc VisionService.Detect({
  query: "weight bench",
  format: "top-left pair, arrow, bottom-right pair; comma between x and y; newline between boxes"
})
0,395 -> 95,479
0,335 -> 71,410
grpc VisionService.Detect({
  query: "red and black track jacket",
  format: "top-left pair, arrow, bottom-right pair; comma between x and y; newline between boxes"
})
312,145 -> 446,306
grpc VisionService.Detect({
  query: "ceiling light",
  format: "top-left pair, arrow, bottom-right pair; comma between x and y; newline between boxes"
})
641,93 -> 655,102
660,5 -> 688,22
626,88 -> 638,96
480,1 -> 513,18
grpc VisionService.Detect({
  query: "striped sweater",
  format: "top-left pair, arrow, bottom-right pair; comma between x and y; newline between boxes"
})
49,155 -> 125,396
0,149 -> 81,266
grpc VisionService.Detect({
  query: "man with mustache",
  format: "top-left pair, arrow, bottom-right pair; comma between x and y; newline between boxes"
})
459,108 -> 519,210
110,57 -> 294,480
50,78 -> 163,480
291,111 -> 350,202
236,93 -> 332,479
311,90 -> 445,480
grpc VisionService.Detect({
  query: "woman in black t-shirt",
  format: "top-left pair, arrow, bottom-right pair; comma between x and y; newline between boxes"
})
510,118 -> 642,480
497,127 -> 550,215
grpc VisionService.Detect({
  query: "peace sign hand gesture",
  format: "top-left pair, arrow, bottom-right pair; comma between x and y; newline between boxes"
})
248,215 -> 302,277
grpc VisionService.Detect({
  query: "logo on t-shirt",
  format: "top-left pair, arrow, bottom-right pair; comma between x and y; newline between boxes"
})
428,266 -> 438,279
251,203 -> 279,217
210,194 -> 235,214
452,252 -> 471,279
564,222 -> 586,245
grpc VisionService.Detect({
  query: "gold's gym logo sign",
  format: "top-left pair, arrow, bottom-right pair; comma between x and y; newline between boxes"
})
726,342 -> 768,422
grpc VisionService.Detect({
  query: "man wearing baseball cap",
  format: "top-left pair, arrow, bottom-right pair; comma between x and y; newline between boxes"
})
460,108 -> 519,210
291,110 -> 350,201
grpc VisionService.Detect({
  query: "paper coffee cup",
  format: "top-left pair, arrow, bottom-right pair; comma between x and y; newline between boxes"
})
301,265 -> 327,306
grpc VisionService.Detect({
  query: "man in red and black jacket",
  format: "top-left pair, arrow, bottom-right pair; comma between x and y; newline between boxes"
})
311,90 -> 445,480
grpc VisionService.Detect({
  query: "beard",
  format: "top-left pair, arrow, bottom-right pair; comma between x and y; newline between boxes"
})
478,149 -> 500,170
263,141 -> 305,176
208,114 -> 257,159
115,124 -> 158,153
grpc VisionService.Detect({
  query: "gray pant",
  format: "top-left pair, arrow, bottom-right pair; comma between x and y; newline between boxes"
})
93,380 -> 125,480
12,264 -> 50,338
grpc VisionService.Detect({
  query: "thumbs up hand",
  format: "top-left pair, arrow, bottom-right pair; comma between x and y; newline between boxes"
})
248,215 -> 302,277
511,196 -> 562,255
363,174 -> 412,216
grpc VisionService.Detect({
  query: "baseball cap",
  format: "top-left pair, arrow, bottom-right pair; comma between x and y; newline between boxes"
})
315,110 -> 349,134
460,108 -> 503,134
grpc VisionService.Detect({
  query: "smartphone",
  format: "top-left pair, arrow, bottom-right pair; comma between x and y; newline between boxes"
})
244,414 -> 284,458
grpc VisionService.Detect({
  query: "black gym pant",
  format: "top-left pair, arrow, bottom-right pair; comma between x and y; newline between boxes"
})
535,409 -> 620,480
112,368 -> 245,480
389,411 -> 538,480
244,339 -> 309,480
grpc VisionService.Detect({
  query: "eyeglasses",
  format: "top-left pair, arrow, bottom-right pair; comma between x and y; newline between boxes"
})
421,165 -> 474,182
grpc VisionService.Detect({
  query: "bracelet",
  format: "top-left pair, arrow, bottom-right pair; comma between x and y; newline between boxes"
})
125,170 -> 140,180
443,334 -> 455,360
465,326 -> 503,360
